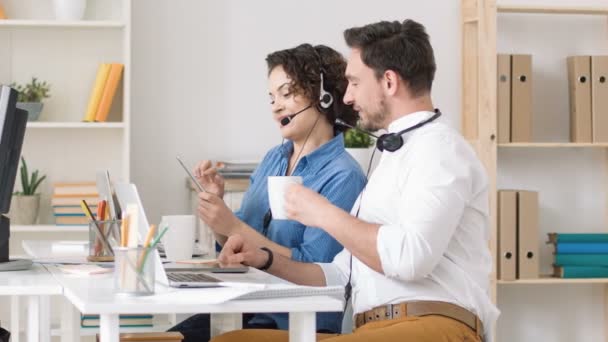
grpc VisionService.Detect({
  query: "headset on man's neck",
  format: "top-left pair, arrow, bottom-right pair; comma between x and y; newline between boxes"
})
336,108 -> 442,152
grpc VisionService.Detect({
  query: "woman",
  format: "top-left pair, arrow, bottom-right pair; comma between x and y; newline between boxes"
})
169,43 -> 367,342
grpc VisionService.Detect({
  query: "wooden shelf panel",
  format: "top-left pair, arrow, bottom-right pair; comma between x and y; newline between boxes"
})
498,276 -> 608,285
27,122 -> 125,129
11,225 -> 88,233
498,142 -> 608,148
497,5 -> 608,15
0,20 -> 125,28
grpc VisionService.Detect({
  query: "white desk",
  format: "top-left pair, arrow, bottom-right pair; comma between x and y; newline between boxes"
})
23,240 -> 344,342
0,264 -> 62,342
47,265 -> 343,342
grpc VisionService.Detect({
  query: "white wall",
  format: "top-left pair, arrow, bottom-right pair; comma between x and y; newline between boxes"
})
131,0 -> 608,341
130,0 -> 461,224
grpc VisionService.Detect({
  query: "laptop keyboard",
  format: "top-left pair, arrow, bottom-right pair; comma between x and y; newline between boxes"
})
167,272 -> 221,283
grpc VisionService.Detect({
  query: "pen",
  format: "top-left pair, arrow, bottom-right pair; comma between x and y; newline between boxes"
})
80,200 -> 114,256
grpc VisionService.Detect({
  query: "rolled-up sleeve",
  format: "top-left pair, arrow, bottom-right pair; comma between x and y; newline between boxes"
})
290,170 -> 366,262
377,135 -> 473,281
317,248 -> 351,286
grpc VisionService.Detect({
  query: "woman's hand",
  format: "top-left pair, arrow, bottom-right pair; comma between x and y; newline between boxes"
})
193,160 -> 225,198
198,191 -> 240,236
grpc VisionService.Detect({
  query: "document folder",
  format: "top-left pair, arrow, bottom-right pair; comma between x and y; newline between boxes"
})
591,56 -> 608,142
568,56 -> 592,142
498,191 -> 517,280
497,54 -> 512,143
511,55 -> 532,142
517,191 -> 539,279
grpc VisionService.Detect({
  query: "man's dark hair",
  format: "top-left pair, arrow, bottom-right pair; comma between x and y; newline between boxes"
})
266,44 -> 358,133
344,19 -> 436,97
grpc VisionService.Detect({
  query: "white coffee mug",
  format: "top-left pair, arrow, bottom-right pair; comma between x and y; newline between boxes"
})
268,176 -> 303,220
159,215 -> 196,261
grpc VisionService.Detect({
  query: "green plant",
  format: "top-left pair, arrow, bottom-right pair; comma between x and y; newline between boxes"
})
344,128 -> 375,148
15,157 -> 46,196
10,78 -> 51,102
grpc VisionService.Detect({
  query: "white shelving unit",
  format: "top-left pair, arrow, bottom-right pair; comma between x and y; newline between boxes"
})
0,0 -> 131,227
1,1 -> 133,340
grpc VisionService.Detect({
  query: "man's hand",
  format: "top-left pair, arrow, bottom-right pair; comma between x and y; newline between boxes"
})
198,191 -> 240,236
218,234 -> 268,268
193,160 -> 225,198
284,183 -> 333,228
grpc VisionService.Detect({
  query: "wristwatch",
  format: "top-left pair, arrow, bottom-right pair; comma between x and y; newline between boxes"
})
259,247 -> 274,271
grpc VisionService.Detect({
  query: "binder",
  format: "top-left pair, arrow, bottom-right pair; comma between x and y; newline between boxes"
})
511,55 -> 532,142
498,191 -> 517,280
517,191 -> 539,279
591,56 -> 608,142
497,55 -> 511,143
567,56 -> 592,142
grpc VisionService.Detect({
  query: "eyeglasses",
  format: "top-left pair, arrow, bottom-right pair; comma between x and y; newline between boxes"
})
262,209 -> 272,236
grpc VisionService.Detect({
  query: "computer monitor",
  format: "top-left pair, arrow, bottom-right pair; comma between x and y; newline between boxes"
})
0,85 -> 32,271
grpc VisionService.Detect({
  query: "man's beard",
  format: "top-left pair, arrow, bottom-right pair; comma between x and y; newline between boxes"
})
359,98 -> 388,132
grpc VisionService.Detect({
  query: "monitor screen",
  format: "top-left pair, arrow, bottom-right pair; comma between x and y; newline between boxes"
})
0,85 -> 28,263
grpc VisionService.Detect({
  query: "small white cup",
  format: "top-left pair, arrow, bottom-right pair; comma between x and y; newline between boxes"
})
268,176 -> 303,220
52,0 -> 87,21
160,215 -> 196,261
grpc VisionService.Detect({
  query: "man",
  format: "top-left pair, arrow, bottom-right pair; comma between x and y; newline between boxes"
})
213,19 -> 499,342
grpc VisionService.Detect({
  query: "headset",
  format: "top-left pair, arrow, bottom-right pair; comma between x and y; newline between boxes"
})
336,108 -> 442,152
280,45 -> 334,126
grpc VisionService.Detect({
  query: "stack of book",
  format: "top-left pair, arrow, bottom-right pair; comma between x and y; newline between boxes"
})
81,314 -> 154,328
217,161 -> 257,192
52,182 -> 100,226
83,63 -> 124,122
549,233 -> 608,278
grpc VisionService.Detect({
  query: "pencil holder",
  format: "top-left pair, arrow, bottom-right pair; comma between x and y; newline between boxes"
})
114,246 -> 156,296
87,219 -> 121,262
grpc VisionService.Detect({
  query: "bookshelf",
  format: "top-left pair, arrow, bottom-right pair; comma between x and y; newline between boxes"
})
0,0 -> 131,226
0,1 -> 133,340
462,1 -> 608,341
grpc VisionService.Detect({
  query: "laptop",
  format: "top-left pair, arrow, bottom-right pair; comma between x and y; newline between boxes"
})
114,183 -> 241,288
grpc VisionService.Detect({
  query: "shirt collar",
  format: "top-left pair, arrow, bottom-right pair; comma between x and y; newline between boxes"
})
279,133 -> 345,174
387,110 -> 438,134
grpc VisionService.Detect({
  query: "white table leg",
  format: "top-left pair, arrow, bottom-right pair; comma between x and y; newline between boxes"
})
60,298 -> 80,342
39,296 -> 50,342
210,313 -> 242,338
289,312 -> 316,342
10,296 -> 20,342
26,296 -> 39,342
99,314 -> 120,342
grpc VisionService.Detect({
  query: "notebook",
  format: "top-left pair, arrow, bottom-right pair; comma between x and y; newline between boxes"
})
236,284 -> 344,300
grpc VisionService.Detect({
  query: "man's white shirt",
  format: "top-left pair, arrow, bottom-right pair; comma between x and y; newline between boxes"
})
318,110 -> 499,338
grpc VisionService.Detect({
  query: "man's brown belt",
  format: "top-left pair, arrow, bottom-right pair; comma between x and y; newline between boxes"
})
354,300 -> 483,338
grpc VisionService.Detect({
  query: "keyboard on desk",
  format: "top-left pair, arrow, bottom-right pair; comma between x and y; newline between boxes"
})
167,272 -> 221,283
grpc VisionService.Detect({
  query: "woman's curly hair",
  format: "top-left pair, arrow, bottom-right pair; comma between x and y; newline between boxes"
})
266,44 -> 358,133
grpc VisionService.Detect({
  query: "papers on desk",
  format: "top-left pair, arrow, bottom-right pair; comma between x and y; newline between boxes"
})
59,264 -> 113,275
147,284 -> 344,304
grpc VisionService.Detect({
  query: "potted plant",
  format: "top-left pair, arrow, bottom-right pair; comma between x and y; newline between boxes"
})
8,157 -> 46,225
344,128 -> 375,172
10,78 -> 51,121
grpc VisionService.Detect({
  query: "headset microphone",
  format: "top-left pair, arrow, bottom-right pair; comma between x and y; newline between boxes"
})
335,118 -> 379,138
280,104 -> 312,126
336,109 -> 442,152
